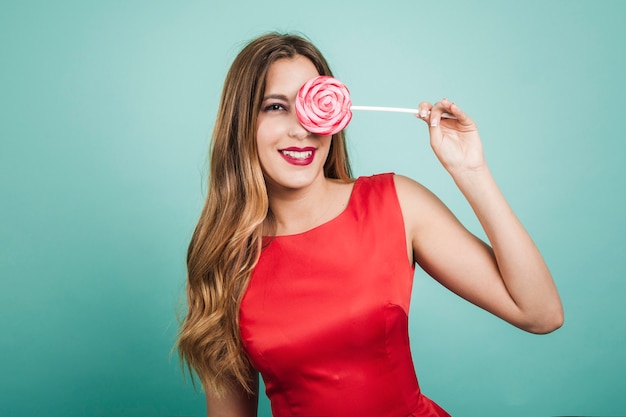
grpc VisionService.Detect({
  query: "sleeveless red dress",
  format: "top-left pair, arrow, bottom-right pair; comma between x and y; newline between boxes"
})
240,173 -> 450,417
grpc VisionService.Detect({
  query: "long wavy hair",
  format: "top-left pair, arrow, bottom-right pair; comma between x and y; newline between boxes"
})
176,33 -> 352,396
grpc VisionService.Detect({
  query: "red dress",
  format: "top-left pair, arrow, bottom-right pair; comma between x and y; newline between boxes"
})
240,173 -> 450,417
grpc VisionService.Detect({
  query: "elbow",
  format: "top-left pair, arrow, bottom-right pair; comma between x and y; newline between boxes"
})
522,307 -> 564,335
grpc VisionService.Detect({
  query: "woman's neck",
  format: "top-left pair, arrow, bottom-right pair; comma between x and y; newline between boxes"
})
266,177 -> 352,236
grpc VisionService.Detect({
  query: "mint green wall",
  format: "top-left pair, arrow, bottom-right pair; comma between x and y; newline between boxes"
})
1,1 -> 624,416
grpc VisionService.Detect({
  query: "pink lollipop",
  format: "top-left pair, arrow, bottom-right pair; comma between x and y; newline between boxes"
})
296,75 -> 456,135
295,76 -> 353,136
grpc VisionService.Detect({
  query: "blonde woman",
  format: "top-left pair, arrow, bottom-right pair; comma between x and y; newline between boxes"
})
177,33 -> 563,417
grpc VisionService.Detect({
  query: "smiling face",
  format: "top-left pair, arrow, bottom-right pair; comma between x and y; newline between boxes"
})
256,55 -> 332,195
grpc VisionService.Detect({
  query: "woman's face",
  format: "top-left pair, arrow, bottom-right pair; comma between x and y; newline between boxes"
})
256,55 -> 332,195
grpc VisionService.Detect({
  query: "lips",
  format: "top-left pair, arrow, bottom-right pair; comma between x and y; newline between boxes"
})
279,147 -> 315,166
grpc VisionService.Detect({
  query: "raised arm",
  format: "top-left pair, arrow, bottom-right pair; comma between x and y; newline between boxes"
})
205,371 -> 259,417
396,99 -> 563,334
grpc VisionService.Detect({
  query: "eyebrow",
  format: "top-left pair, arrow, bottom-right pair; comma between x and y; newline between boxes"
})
262,94 -> 289,101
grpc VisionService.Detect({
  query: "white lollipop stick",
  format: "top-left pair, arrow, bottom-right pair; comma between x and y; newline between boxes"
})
351,105 -> 456,119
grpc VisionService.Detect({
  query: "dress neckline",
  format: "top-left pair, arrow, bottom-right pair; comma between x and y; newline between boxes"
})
268,177 -> 361,239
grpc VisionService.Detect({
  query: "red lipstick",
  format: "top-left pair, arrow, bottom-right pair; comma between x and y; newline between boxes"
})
279,147 -> 316,166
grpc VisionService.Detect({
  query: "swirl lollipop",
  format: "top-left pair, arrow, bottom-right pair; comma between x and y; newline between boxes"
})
295,76 -> 353,136
295,75 -> 455,135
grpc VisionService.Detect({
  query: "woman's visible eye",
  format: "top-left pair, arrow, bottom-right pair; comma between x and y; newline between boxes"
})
263,103 -> 287,112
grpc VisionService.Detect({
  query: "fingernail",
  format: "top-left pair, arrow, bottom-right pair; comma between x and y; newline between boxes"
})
430,120 -> 439,127
420,109 -> 428,118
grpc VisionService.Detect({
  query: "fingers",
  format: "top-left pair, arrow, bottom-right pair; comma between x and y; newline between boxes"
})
416,98 -> 473,127
416,101 -> 434,125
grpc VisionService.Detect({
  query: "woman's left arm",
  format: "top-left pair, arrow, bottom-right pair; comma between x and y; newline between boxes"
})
399,99 -> 563,334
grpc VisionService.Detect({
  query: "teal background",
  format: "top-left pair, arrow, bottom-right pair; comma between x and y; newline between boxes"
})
1,1 -> 624,416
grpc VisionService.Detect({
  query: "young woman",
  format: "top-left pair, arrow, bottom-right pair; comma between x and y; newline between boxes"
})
177,33 -> 563,417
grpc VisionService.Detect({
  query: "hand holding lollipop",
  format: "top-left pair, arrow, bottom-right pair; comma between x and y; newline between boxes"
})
295,75 -> 455,136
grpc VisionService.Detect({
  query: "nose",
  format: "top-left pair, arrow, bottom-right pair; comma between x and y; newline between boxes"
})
289,112 -> 312,139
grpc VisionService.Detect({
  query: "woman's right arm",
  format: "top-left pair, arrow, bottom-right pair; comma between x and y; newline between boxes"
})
206,371 -> 259,417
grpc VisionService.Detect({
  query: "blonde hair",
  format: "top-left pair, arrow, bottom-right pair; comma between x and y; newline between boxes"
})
176,33 -> 352,396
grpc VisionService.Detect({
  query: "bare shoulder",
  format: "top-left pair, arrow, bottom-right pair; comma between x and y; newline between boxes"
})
392,174 -> 450,219
392,174 -> 462,251
392,174 -> 430,200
